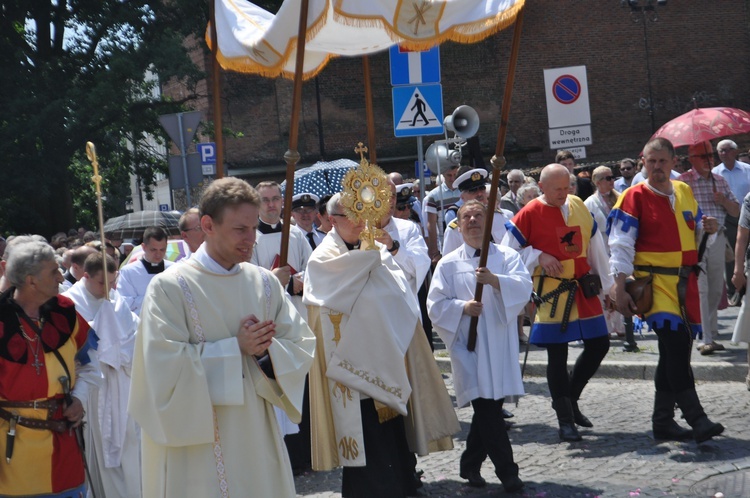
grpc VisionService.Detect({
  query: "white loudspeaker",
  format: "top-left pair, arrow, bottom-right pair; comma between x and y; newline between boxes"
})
425,142 -> 461,171
443,105 -> 480,139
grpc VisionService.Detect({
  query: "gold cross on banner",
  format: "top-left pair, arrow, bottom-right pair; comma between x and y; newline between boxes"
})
407,1 -> 431,36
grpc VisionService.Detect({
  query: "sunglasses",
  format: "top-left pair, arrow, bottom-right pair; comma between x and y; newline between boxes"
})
396,204 -> 409,211
620,167 -> 633,171
465,186 -> 485,193
601,176 -> 615,181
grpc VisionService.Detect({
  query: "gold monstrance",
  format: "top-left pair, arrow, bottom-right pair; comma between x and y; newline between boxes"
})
340,143 -> 391,250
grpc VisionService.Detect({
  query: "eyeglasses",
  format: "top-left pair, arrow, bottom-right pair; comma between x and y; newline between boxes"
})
620,167 -> 633,172
396,204 -> 409,211
465,186 -> 485,193
603,176 -> 615,181
183,226 -> 202,232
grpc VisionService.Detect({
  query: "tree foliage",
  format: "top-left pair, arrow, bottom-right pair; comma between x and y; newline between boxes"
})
0,0 -> 210,237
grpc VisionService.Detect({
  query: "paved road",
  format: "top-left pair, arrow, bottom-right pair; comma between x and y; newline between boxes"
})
295,304 -> 750,497
294,378 -> 750,497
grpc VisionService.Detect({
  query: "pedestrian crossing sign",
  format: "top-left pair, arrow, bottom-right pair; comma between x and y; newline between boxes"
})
392,84 -> 444,138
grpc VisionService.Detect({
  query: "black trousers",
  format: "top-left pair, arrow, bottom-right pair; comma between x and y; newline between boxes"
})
460,398 -> 518,481
546,335 -> 610,400
284,377 -> 311,472
654,323 -> 696,393
341,399 -> 416,498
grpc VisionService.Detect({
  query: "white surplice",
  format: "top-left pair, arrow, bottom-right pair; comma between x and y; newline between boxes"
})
116,258 -> 174,316
63,281 -> 141,498
428,243 -> 532,407
128,247 -> 315,498
381,216 -> 430,299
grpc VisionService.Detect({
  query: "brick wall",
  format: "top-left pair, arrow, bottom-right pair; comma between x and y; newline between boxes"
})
167,0 -> 750,179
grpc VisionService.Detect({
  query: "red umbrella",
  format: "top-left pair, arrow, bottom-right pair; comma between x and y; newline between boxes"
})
650,107 -> 750,147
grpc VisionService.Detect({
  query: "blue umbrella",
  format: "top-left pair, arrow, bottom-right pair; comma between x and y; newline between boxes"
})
281,159 -> 357,198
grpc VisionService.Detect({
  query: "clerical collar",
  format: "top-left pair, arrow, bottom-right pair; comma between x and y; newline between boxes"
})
344,241 -> 361,251
193,245 -> 242,275
258,219 -> 282,234
140,257 -> 165,274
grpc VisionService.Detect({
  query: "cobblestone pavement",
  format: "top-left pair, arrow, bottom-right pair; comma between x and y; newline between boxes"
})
295,377 -> 750,497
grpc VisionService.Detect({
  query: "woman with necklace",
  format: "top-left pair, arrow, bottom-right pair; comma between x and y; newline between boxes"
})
0,239 -> 91,497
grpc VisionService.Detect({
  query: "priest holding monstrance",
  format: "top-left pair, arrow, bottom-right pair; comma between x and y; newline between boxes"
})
304,144 -> 459,497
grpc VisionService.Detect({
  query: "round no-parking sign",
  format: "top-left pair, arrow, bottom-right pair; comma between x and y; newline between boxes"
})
552,75 -> 581,105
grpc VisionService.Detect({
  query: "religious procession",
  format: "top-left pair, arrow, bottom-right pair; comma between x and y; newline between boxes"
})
3,0 -> 750,497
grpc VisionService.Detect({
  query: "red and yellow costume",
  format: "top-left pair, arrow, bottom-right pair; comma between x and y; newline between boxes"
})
0,291 -> 89,497
507,195 -> 607,344
607,181 -> 702,333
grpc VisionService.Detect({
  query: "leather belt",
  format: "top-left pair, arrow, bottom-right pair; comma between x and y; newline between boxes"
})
634,264 -> 699,334
0,399 -> 59,410
0,403 -> 68,433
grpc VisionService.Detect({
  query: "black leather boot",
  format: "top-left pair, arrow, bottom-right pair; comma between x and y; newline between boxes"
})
652,391 -> 692,441
571,399 -> 593,428
569,371 -> 593,428
675,389 -> 724,443
552,397 -> 582,442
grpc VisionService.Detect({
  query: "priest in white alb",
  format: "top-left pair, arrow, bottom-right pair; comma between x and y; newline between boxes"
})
428,200 -> 531,493
128,177 -> 316,498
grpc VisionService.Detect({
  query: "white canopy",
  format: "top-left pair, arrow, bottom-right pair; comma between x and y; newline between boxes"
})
210,0 -> 524,79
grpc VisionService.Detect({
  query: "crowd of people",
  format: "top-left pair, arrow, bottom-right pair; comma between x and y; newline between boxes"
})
0,136 -> 748,497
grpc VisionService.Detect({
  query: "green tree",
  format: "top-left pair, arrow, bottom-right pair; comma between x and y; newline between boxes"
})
0,0 -> 209,237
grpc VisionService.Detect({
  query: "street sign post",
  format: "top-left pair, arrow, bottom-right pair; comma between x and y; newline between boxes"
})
159,111 -> 202,206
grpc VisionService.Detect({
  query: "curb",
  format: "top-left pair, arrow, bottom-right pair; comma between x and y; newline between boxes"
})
434,357 -> 748,382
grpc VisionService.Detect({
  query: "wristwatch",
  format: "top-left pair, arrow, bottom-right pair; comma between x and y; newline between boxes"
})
388,240 -> 400,253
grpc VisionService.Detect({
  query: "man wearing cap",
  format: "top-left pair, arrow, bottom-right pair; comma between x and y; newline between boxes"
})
442,168 -> 513,256
424,164 -> 460,263
713,139 -> 750,299
291,193 -> 325,250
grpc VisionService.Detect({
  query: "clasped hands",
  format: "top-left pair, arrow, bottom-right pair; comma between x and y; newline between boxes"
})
237,314 -> 275,358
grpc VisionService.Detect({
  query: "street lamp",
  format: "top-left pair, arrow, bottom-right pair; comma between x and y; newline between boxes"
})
621,0 -> 667,133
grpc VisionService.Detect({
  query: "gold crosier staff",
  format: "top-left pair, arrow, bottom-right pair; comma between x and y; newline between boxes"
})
85,142 -> 112,302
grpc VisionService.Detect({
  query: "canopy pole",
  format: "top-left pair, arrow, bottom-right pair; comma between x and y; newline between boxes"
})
209,0 -> 225,178
467,7 -> 525,352
280,0 -> 311,266
362,55 -> 377,164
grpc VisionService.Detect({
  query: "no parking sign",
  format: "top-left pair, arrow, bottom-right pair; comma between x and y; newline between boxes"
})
543,66 -> 591,129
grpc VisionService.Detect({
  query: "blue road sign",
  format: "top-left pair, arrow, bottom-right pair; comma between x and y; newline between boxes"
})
414,161 -> 432,178
197,142 -> 216,175
389,45 -> 440,86
159,204 -> 169,212
393,84 -> 444,138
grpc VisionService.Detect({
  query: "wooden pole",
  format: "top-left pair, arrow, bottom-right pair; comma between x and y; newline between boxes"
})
362,56 -> 377,164
209,0 -> 225,178
280,0 -> 311,266
85,142 -> 111,302
467,7 -> 525,352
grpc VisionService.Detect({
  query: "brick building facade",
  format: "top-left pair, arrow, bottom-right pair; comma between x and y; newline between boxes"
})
171,0 -> 750,181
